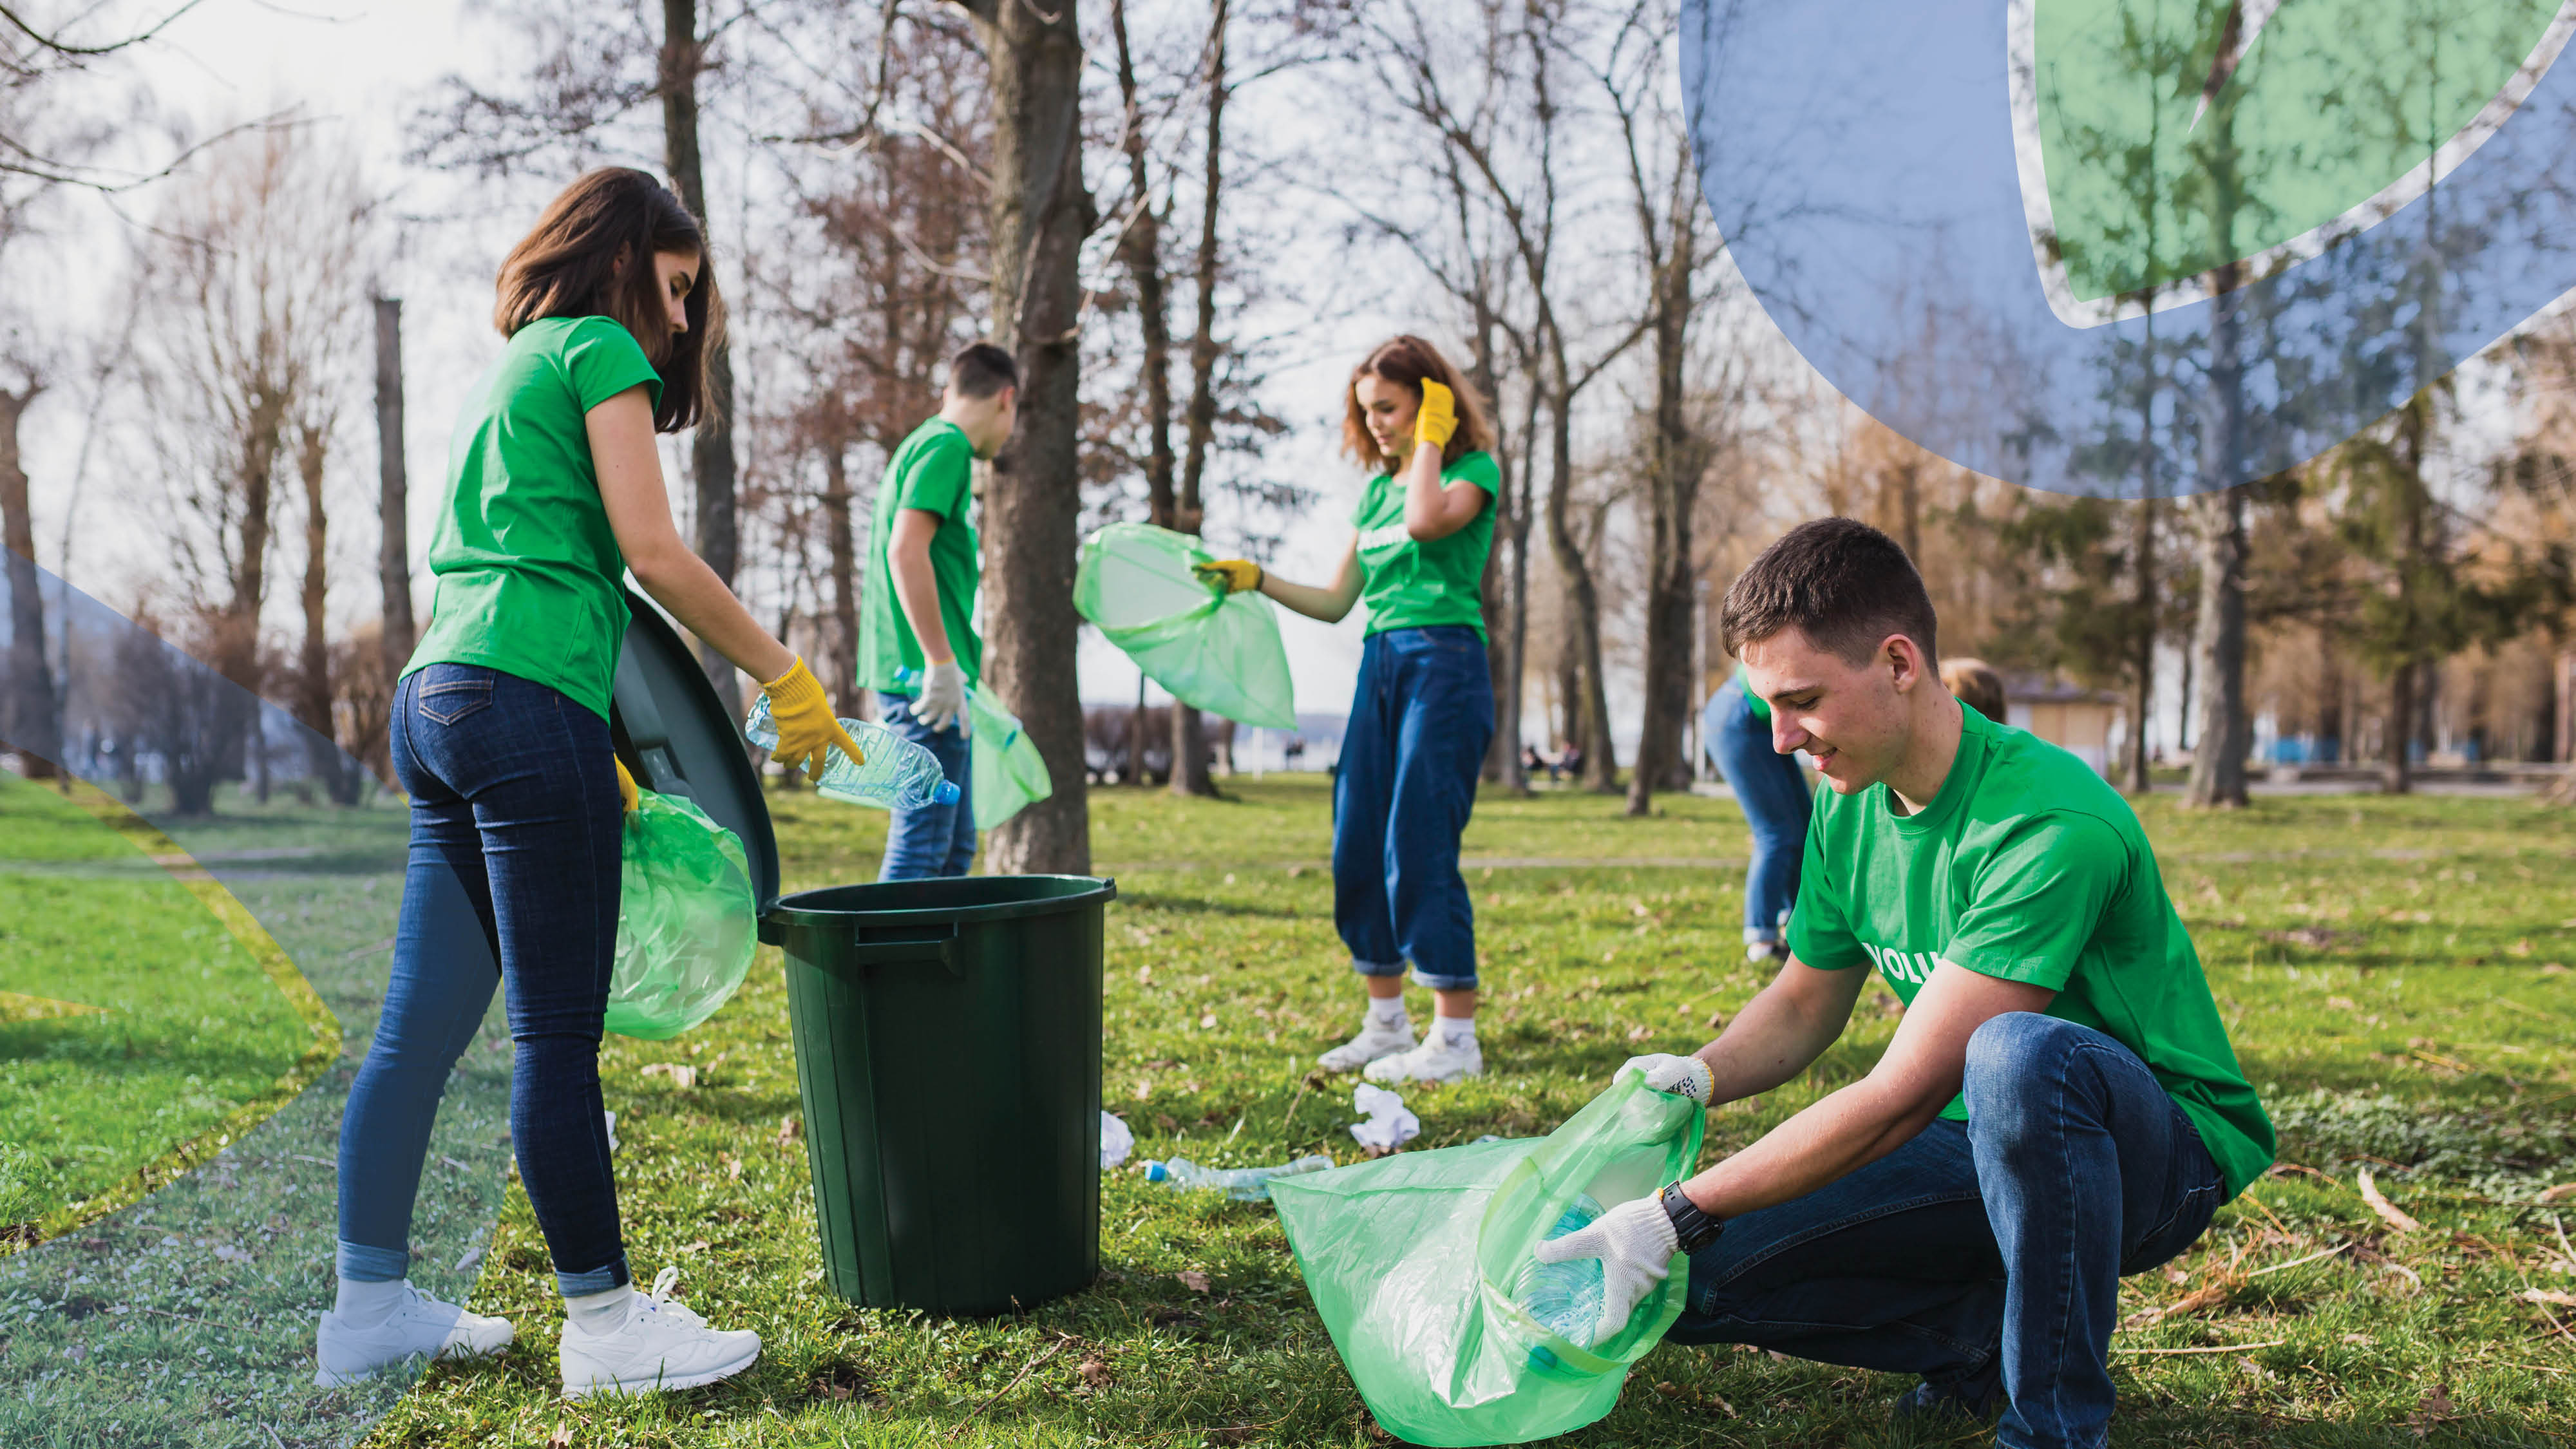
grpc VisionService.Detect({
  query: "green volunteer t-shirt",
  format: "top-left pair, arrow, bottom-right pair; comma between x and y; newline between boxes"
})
1349,451 -> 1501,639
1736,663 -> 1771,723
858,417 -> 981,689
1786,704 -> 2275,1198
404,315 -> 663,719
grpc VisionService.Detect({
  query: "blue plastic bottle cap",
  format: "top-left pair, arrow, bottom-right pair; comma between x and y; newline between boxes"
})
1144,1161 -> 1170,1182
933,781 -> 962,805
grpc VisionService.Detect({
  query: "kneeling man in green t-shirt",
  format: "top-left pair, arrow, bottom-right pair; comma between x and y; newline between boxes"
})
1537,517 -> 2273,1449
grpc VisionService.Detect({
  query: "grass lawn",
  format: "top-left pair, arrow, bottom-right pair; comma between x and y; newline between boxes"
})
334,777 -> 2576,1448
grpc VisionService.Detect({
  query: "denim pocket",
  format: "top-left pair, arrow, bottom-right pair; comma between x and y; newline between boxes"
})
416,676 -> 495,726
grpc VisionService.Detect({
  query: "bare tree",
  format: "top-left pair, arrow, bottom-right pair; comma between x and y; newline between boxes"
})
374,297 -> 414,687
957,0 -> 1096,875
1166,0 -> 1236,799
0,375 -> 56,776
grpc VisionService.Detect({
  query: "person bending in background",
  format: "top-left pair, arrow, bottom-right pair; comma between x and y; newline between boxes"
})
1544,519 -> 2273,1449
1196,336 -> 1501,1084
325,169 -> 862,1397
1943,657 -> 2006,724
1703,654 -> 1812,963
855,343 -> 1019,880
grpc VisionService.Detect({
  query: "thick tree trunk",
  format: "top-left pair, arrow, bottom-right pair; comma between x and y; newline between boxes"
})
1629,163 -> 1699,817
293,425 -> 358,804
661,0 -> 741,715
1,385 -> 59,777
2383,658 -> 2416,794
2185,482 -> 2249,807
374,298 -> 415,680
2123,493 -> 2156,794
819,443 -> 862,718
1166,0 -> 1229,801
967,0 -> 1094,874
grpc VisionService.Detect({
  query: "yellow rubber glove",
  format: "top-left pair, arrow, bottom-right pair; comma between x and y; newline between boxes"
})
614,757 -> 639,813
1191,559 -> 1264,595
1414,378 -> 1458,450
757,656 -> 866,782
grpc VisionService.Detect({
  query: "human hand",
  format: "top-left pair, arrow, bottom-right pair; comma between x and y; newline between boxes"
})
1413,378 -> 1458,450
1192,559 -> 1264,595
614,756 -> 640,813
1530,1195 -> 1679,1344
757,656 -> 866,782
1622,1053 -> 1714,1105
915,658 -> 969,735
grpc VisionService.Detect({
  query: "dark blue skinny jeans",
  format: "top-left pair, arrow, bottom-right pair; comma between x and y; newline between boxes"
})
1333,626 -> 1494,991
873,690 -> 976,880
1669,1013 -> 2226,1449
1703,683 -> 1810,945
338,663 -> 629,1296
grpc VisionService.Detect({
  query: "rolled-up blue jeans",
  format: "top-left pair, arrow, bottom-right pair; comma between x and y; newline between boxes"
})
1333,625 -> 1494,991
340,663 -> 629,1296
1703,683 -> 1809,945
1669,1013 -> 2226,1449
875,690 -> 975,880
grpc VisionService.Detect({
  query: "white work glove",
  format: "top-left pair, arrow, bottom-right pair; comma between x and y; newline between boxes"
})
1531,1194 -> 1680,1345
914,658 -> 969,736
1623,1053 -> 1714,1104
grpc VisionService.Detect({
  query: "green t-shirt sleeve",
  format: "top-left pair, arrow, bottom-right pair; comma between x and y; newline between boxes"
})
1785,808 -> 1871,970
1447,450 -> 1501,497
561,317 -> 663,413
1943,815 -> 2127,991
891,428 -> 974,520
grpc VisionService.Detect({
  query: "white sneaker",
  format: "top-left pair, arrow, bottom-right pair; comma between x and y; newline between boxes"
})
314,1281 -> 514,1386
1364,1033 -> 1484,1084
1319,1017 -> 1417,1072
559,1267 -> 761,1399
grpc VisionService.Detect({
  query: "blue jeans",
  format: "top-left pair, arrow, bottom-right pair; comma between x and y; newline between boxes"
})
1334,626 -> 1494,991
875,690 -> 975,880
341,664 -> 629,1296
1671,1014 -> 2225,1449
1704,683 -> 1809,945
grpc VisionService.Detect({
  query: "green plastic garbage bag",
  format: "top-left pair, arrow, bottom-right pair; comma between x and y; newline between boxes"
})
1073,522 -> 1296,729
607,791 -> 757,1039
967,685 -> 1052,831
1269,1070 -> 1703,1447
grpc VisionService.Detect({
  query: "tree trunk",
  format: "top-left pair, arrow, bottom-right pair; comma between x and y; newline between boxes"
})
661,0 -> 741,716
1542,337 -> 1617,793
1628,153 -> 1699,817
2383,658 -> 2416,794
966,0 -> 1094,875
2123,493 -> 2156,794
2185,482 -> 2249,806
1,384 -> 59,777
819,442 -> 862,718
293,423 -> 358,804
374,298 -> 415,679
1166,0 -> 1229,801
1112,0 -> 1180,793
1497,370 -> 1539,795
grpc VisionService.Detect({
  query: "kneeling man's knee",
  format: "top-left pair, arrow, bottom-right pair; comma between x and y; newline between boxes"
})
1963,1012 -> 2088,1133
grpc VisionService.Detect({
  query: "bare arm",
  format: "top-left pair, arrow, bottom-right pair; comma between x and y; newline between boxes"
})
589,386 -> 795,684
1694,956 -> 1872,1105
1681,961 -> 2056,1219
1401,440 -> 1486,540
1258,534 -> 1366,623
887,508 -> 954,663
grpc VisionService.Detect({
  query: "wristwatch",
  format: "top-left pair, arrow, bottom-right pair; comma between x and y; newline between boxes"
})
1660,1181 -> 1725,1255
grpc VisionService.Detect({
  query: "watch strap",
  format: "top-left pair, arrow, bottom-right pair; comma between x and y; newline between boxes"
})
1660,1180 -> 1725,1255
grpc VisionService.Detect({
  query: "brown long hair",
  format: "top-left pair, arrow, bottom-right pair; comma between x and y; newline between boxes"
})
1340,334 -> 1495,469
492,168 -> 723,432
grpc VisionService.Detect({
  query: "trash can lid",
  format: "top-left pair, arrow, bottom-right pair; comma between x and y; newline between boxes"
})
609,588 -> 781,907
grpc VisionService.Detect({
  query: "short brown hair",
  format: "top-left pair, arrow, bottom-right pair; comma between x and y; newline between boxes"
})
947,341 -> 1019,399
1341,334 -> 1495,469
1719,517 -> 1939,665
493,168 -> 723,432
1941,658 -> 2005,720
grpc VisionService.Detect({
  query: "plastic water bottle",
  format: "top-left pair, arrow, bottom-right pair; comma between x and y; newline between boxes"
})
743,696 -> 960,810
1517,1193 -> 1609,1348
1141,1154 -> 1334,1202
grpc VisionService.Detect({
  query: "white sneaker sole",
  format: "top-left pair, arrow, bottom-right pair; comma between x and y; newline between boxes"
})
313,1334 -> 513,1387
1365,1056 -> 1482,1085
562,1342 -> 761,1399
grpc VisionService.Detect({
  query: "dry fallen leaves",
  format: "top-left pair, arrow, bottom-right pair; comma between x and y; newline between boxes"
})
1177,1270 -> 1212,1294
640,1062 -> 697,1090
2356,1168 -> 2424,1233
2409,1384 -> 2457,1437
2538,1182 -> 2576,1204
2521,1287 -> 2576,1308
1077,1356 -> 1113,1388
777,1115 -> 802,1148
546,1428 -> 575,1449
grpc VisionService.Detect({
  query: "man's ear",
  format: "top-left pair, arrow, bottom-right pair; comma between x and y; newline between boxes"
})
1886,635 -> 1928,692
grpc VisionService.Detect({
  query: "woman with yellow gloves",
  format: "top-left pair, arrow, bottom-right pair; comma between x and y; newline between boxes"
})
317,169 -> 859,1399
1197,335 -> 1501,1084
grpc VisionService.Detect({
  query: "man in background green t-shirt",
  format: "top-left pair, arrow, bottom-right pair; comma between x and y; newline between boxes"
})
855,341 -> 1016,880
1534,518 -> 2273,1449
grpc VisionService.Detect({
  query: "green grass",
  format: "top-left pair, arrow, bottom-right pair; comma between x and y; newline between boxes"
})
289,782 -> 2576,1443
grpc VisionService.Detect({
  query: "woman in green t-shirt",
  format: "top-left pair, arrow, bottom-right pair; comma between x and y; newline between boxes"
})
321,169 -> 860,1399
1198,336 -> 1501,1084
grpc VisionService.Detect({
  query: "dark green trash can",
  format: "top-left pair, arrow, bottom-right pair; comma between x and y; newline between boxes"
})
759,875 -> 1116,1317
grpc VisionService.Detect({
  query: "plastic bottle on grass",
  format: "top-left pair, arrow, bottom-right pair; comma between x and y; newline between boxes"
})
1141,1154 -> 1334,1202
1516,1194 -> 1609,1349
744,696 -> 959,810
